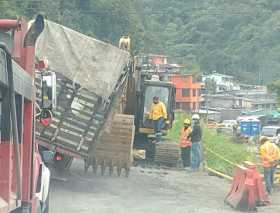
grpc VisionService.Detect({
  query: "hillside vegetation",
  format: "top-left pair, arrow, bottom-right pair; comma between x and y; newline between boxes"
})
1,0 -> 280,83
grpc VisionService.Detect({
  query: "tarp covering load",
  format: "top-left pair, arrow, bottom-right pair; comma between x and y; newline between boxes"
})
36,20 -> 130,98
35,20 -> 135,175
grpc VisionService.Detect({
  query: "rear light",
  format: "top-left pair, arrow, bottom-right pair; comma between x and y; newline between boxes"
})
55,155 -> 62,161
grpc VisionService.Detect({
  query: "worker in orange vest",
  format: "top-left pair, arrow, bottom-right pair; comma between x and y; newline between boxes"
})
259,136 -> 280,194
180,118 -> 192,168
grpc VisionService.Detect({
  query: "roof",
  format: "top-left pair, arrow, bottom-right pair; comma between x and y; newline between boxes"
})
207,94 -> 251,101
202,73 -> 234,79
262,126 -> 280,129
251,99 -> 278,105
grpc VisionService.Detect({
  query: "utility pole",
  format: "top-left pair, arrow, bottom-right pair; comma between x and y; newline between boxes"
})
206,88 -> 209,124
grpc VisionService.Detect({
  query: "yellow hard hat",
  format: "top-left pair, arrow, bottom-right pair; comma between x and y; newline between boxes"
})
184,118 -> 191,125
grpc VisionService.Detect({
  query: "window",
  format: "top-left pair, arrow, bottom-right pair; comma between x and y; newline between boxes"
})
143,86 -> 169,121
182,88 -> 190,97
193,89 -> 196,97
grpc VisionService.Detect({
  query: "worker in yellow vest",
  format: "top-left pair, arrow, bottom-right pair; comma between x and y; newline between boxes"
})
259,136 -> 280,194
179,118 -> 192,168
149,96 -> 167,144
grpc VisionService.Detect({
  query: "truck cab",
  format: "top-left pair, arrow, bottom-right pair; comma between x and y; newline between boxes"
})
0,15 -> 51,213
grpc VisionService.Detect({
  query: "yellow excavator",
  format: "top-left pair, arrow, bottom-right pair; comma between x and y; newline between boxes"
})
119,36 -> 176,162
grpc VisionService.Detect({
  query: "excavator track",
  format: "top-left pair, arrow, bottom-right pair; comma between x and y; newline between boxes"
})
154,140 -> 180,168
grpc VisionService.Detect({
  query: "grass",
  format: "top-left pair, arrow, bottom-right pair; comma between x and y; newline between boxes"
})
202,127 -> 257,176
167,112 -> 258,176
166,111 -> 190,141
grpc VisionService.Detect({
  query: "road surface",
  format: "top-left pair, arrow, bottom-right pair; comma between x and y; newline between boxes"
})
50,160 -> 280,213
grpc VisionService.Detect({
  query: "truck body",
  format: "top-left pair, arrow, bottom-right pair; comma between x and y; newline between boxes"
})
35,20 -> 135,174
0,15 -> 50,213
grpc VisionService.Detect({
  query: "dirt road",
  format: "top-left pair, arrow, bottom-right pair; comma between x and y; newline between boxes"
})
50,160 -> 280,213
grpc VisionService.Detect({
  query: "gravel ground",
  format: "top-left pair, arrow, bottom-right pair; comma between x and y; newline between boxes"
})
50,160 -> 280,213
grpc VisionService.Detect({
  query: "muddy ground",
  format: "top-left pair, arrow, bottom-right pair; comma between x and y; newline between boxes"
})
50,160 -> 280,213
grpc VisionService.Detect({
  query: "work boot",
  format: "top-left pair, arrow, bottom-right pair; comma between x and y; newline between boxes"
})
152,140 -> 161,145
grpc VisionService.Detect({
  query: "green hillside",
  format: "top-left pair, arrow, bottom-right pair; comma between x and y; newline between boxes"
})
1,0 -> 280,84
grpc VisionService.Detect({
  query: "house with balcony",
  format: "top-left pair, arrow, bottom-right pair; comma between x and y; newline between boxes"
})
202,72 -> 240,93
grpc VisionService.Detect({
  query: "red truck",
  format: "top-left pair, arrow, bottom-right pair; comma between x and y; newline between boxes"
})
0,15 -> 51,213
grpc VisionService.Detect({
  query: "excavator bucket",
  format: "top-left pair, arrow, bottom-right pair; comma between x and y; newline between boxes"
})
95,114 -> 135,176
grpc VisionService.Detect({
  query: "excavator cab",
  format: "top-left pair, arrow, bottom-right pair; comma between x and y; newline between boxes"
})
137,76 -> 175,135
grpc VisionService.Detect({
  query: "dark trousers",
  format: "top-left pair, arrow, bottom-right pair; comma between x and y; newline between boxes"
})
181,147 -> 191,167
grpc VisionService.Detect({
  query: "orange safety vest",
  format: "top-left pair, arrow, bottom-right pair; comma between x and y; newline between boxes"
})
260,141 -> 280,168
179,127 -> 192,148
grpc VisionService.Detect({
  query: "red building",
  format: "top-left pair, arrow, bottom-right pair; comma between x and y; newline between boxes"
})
170,74 -> 202,111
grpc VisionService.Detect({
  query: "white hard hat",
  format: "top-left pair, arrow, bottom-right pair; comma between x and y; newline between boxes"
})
192,114 -> 200,120
151,75 -> 160,81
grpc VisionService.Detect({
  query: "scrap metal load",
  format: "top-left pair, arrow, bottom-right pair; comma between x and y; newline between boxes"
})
35,20 -> 134,175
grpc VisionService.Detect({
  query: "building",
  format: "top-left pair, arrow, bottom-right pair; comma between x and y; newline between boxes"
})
170,74 -> 202,111
204,94 -> 277,111
204,94 -> 252,109
251,99 -> 278,111
135,54 -> 182,74
135,54 -> 167,66
232,87 -> 278,111
202,72 -> 240,93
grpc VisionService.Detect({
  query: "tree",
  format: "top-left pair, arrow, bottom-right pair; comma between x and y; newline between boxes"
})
204,78 -> 217,95
268,80 -> 280,104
